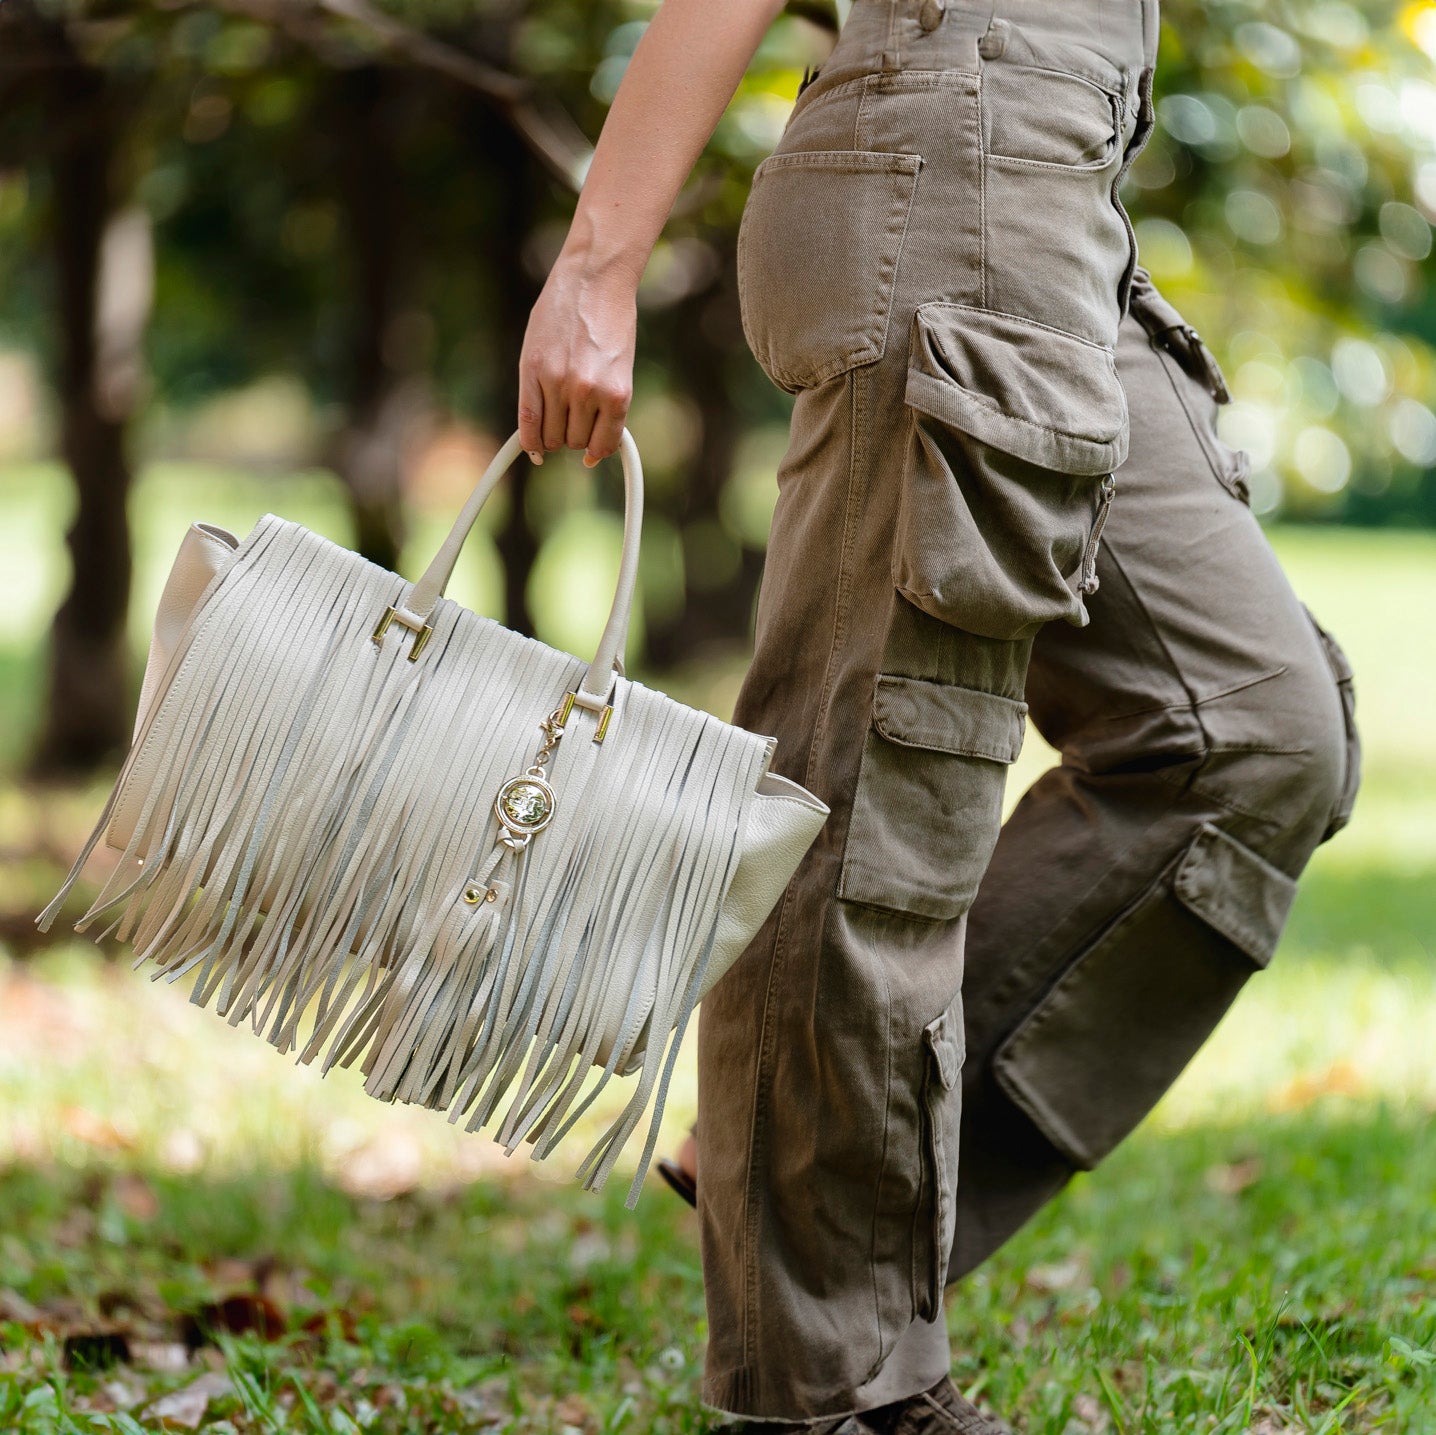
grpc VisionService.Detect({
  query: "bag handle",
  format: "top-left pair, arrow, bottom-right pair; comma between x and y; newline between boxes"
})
376,426 -> 643,712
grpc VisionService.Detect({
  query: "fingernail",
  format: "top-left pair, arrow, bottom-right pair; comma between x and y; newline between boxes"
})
528,449 -> 544,465
583,453 -> 598,468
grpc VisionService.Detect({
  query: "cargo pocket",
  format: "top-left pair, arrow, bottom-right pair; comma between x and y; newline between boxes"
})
837,673 -> 1027,920
895,302 -> 1129,641
1300,604 -> 1362,842
736,148 -> 923,394
914,999 -> 964,1322
992,822 -> 1297,1170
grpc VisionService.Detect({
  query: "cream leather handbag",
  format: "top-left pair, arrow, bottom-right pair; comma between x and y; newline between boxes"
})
39,428 -> 829,1204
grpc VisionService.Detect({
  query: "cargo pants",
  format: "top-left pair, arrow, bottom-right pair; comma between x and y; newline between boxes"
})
694,0 -> 1362,1420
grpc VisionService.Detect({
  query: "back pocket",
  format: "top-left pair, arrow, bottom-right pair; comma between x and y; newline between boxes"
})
736,149 -> 923,394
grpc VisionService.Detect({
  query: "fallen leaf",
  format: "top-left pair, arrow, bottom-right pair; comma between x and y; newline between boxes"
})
336,1127 -> 425,1200
130,1340 -> 192,1372
182,1292 -> 286,1349
1025,1260 -> 1084,1293
98,1378 -> 144,1412
554,1394 -> 593,1428
144,1370 -> 233,1430
1269,1060 -> 1367,1112
1071,1392 -> 1108,1431
0,1289 -> 44,1328
63,1329 -> 131,1371
113,1172 -> 160,1222
1204,1156 -> 1263,1195
59,1106 -> 135,1151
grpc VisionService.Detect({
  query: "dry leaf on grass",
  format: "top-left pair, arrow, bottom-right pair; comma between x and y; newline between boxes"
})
143,1370 -> 233,1430
1204,1156 -> 1263,1195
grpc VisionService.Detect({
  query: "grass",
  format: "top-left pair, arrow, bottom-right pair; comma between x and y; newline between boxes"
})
0,465 -> 1433,1432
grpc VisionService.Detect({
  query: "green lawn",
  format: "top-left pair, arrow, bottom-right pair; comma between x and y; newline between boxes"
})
0,467 -> 1433,1433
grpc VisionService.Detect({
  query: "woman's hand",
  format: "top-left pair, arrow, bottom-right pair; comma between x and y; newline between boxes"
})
512,0 -> 788,469
517,253 -> 638,470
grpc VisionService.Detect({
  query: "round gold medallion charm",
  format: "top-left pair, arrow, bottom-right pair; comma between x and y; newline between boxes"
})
494,773 -> 557,836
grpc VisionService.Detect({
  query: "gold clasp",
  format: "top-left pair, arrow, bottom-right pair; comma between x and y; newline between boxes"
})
371,605 -> 434,661
557,689 -> 613,743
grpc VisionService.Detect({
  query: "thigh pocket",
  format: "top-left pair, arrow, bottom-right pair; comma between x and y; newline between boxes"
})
895,302 -> 1129,641
992,822 -> 1297,1170
914,998 -> 964,1322
837,673 -> 1027,920
1301,604 -> 1362,842
736,149 -> 923,394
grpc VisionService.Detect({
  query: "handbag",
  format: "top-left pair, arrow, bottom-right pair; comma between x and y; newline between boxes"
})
38,427 -> 829,1204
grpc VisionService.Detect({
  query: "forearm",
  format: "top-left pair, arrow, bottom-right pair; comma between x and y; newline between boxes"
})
559,0 -> 789,285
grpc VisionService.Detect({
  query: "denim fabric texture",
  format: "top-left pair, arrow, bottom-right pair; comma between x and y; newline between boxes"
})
697,0 -> 1361,1419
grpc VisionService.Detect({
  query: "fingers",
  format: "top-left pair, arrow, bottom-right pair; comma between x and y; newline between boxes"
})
584,387 -> 630,469
516,368 -> 546,466
517,375 -> 631,470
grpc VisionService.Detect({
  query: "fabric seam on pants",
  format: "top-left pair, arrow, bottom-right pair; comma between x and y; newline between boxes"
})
738,369 -> 875,1384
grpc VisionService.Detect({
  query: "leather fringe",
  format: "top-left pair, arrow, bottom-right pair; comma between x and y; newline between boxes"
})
38,515 -> 760,1205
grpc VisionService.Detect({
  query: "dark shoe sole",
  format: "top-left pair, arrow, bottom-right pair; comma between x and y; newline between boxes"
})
656,1157 -> 696,1208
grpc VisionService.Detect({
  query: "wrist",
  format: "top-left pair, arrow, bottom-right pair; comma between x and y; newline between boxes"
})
556,215 -> 648,292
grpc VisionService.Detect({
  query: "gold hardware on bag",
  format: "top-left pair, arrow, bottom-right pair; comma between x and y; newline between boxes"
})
463,885 -> 497,905
371,605 -> 434,661
557,688 -> 613,743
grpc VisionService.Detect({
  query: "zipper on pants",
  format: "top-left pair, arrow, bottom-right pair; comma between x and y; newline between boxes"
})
1078,474 -> 1118,596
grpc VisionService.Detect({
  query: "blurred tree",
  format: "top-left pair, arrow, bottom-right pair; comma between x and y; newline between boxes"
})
2,0 -> 1433,780
0,0 -> 145,774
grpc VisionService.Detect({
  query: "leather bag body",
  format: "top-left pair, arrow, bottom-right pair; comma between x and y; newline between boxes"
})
39,429 -> 830,1204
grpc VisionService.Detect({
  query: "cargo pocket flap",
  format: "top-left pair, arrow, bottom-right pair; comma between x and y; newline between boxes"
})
873,674 -> 1028,764
923,1005 -> 965,1090
903,302 -> 1129,475
1172,823 -> 1296,969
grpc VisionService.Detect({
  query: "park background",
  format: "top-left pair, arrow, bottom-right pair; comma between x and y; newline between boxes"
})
1,0 -> 1434,1430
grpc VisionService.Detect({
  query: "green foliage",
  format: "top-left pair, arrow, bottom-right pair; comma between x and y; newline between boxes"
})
0,1 -> 1433,526
1135,1 -> 1436,521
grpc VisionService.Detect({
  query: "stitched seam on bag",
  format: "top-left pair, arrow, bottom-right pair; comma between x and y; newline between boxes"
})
110,517 -> 282,845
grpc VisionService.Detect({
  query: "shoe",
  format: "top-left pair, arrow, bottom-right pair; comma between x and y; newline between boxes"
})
720,1416 -> 864,1435
658,1126 -> 698,1207
856,1375 -> 1012,1435
656,1156 -> 696,1208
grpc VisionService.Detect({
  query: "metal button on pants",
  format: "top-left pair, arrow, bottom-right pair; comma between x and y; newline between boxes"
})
698,0 -> 1361,1419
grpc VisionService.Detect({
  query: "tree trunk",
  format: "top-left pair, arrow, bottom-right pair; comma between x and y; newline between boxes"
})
644,248 -> 763,669
481,102 -> 542,636
30,40 -> 140,779
330,66 -> 421,573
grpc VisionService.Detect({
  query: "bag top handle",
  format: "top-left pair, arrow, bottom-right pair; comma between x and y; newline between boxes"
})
401,426 -> 643,709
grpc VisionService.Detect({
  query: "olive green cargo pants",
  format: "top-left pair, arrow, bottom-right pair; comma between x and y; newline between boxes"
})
696,0 -> 1361,1420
